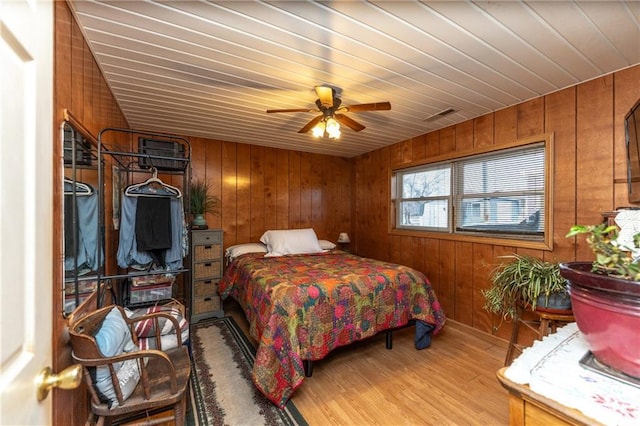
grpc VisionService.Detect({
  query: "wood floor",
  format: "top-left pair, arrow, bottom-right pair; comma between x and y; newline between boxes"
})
225,299 -> 510,426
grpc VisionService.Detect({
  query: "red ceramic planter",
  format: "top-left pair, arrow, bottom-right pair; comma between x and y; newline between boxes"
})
559,262 -> 640,379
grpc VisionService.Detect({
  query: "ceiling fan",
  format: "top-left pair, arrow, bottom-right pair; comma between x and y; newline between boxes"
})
266,86 -> 391,138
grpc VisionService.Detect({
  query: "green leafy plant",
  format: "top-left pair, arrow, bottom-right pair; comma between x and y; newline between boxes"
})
189,178 -> 220,216
482,254 -> 568,320
566,223 -> 640,280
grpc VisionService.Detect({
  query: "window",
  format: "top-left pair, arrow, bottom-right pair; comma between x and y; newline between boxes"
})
395,163 -> 451,231
454,144 -> 544,237
392,135 -> 552,247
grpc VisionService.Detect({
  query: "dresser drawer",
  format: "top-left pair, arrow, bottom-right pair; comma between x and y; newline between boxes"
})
192,231 -> 222,246
194,261 -> 222,279
194,244 -> 222,261
194,279 -> 218,298
193,295 -> 221,315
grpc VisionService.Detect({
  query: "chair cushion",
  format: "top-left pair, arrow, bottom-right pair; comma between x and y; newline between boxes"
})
91,306 -> 141,408
125,305 -> 189,350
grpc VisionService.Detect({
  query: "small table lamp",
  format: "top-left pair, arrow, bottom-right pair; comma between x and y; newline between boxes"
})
337,232 -> 350,252
337,232 -> 350,243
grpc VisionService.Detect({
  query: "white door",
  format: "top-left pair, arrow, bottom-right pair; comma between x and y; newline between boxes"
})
0,0 -> 54,424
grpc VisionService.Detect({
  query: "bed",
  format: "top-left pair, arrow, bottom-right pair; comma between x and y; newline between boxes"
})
218,229 -> 446,408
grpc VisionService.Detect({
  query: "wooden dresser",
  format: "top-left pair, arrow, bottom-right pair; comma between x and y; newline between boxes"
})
497,367 -> 601,425
190,229 -> 224,323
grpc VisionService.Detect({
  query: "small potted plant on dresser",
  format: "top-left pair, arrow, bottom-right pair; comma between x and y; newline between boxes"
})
189,178 -> 220,229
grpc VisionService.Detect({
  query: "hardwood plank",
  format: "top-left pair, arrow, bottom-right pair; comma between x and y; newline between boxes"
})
236,143 -> 251,244
545,87 -> 577,262
517,98 -> 545,138
455,120 -> 473,152
473,243 -> 495,332
205,139 -> 223,231
411,134 -> 427,161
250,145 -> 265,241
495,106 -> 517,144
221,141 -> 238,245
474,113 -> 495,148
454,241 -> 474,325
276,149 -> 290,229
300,152 -> 313,229
289,151 -> 302,228
576,75 -> 614,259
440,126 -> 455,155
426,131 -> 440,158
263,147 -> 278,231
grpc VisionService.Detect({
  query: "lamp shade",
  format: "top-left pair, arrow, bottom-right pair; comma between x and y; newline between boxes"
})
337,232 -> 350,243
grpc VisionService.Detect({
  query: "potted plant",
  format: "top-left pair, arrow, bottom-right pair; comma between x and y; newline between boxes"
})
189,178 -> 220,228
560,223 -> 640,378
564,223 -> 640,279
482,254 -> 570,321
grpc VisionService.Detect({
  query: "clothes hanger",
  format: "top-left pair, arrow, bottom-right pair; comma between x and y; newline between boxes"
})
125,167 -> 182,198
64,177 -> 93,196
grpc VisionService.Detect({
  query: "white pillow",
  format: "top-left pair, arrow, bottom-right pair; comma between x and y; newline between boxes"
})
92,307 -> 141,408
260,228 -> 324,257
225,242 -> 268,261
318,239 -> 336,250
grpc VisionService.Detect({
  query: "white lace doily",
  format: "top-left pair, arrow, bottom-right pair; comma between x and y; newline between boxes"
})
505,323 -> 640,425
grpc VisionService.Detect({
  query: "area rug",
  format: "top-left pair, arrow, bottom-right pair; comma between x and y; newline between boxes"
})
188,317 -> 308,426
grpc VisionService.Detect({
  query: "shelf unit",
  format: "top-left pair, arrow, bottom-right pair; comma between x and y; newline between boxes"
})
190,229 -> 224,322
94,128 -> 192,313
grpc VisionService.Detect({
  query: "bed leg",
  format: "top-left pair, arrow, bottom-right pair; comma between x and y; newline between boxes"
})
304,360 -> 313,377
386,330 -> 393,349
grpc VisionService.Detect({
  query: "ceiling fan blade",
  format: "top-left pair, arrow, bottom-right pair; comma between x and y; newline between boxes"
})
298,115 -> 324,133
315,86 -> 334,108
335,113 -> 366,132
345,102 -> 391,112
267,108 -> 314,113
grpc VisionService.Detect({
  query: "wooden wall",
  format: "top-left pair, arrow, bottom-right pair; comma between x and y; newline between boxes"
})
353,65 -> 640,340
189,138 -> 352,247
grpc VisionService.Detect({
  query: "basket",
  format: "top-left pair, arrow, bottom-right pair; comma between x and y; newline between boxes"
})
195,244 -> 222,261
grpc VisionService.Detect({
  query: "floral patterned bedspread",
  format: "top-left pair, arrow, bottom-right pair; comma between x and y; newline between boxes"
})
218,250 -> 446,408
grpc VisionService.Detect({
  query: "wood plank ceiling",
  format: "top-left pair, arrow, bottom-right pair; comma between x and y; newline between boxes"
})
68,1 -> 640,158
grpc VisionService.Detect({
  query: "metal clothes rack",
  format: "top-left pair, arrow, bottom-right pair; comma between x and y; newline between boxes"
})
62,120 -> 100,313
95,127 -> 192,310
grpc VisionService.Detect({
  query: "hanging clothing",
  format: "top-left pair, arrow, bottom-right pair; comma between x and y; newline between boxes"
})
117,194 -> 186,270
135,196 -> 172,267
64,181 -> 102,275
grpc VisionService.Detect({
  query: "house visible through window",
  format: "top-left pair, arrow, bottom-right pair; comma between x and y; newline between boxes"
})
392,137 -> 550,245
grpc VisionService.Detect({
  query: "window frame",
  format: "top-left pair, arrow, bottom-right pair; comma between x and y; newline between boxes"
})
389,133 -> 554,251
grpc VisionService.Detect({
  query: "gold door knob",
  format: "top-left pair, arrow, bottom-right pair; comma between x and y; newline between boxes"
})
35,364 -> 82,401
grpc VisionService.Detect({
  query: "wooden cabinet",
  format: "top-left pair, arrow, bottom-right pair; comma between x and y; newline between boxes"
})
496,367 -> 599,425
190,229 -> 224,323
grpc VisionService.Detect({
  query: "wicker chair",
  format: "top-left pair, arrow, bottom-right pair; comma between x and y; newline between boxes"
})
68,305 -> 191,426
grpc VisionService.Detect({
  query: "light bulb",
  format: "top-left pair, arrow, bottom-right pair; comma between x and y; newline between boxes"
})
325,118 -> 341,139
326,117 -> 339,132
311,121 -> 325,138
